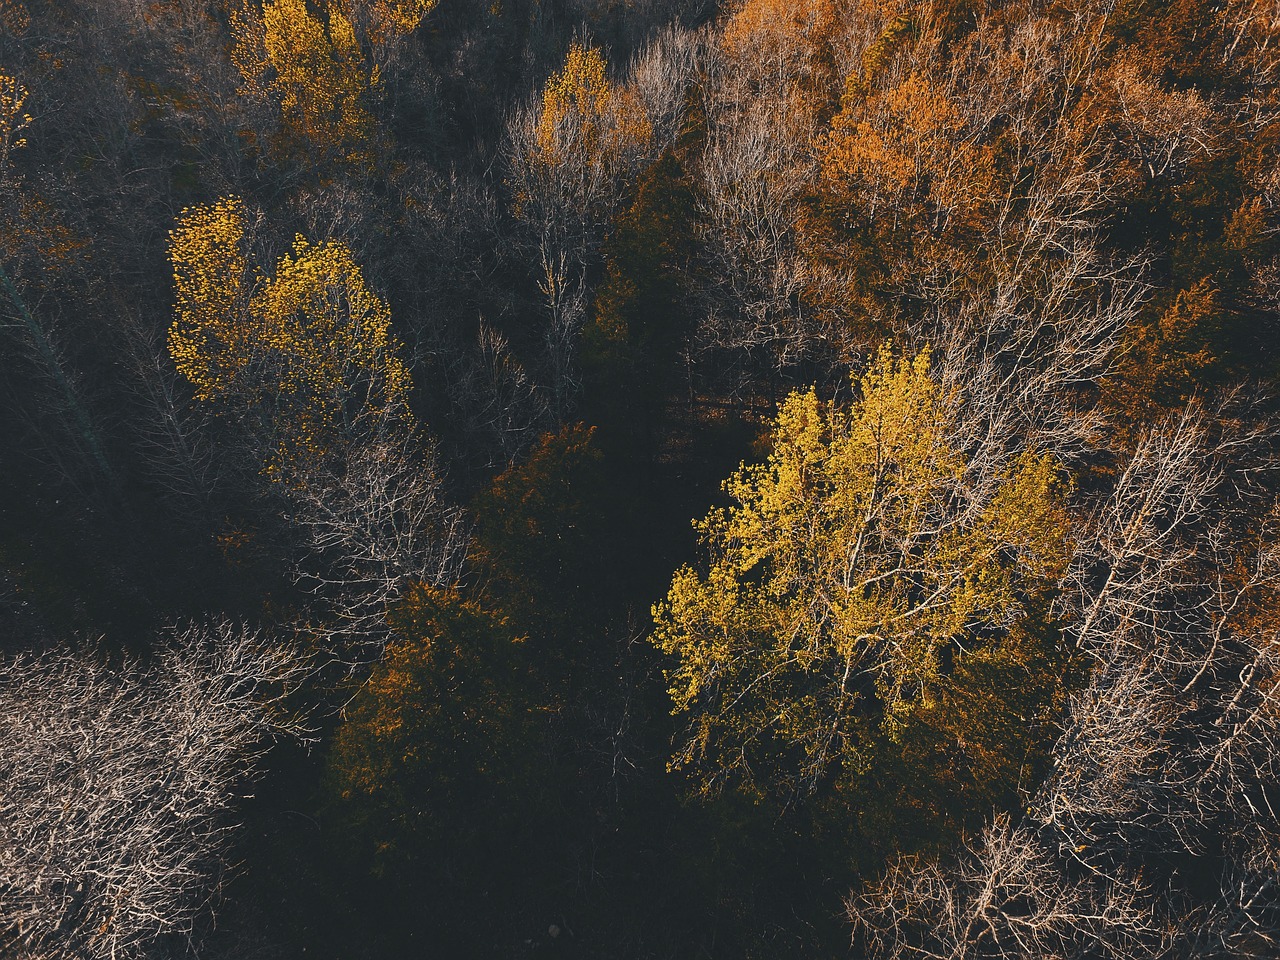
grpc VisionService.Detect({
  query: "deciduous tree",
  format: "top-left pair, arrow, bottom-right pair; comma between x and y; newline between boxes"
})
0,622 -> 311,960
232,0 -> 383,166
849,398 -> 1280,958
167,196 -> 413,484
653,346 -> 1072,804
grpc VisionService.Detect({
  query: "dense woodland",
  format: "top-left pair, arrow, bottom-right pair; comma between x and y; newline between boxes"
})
4,0 -> 1280,957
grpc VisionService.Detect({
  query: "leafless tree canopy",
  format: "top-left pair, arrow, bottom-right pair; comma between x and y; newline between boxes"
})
0,623 -> 311,960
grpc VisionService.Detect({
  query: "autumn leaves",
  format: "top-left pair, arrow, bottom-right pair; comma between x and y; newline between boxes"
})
230,0 -> 434,167
653,347 -> 1072,806
168,196 -> 411,483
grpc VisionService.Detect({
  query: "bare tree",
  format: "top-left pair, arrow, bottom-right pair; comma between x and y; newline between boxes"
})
116,304 -> 224,524
289,424 -> 469,663
849,399 -> 1280,958
689,8 -> 832,371
694,86 -> 819,366
445,320 -> 550,469
0,622 -> 312,960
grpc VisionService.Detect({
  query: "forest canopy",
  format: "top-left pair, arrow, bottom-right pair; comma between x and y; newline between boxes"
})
3,1 -> 1280,958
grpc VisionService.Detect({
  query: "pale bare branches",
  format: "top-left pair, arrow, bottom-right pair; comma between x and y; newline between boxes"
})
505,37 -> 672,416
0,623 -> 311,960
695,89 -> 818,365
289,425 -> 468,662
851,814 -> 1160,960
850,404 -> 1280,959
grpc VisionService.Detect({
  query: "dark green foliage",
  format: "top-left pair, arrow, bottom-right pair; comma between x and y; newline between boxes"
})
583,147 -> 698,456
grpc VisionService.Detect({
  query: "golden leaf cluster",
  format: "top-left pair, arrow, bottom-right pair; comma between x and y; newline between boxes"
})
233,0 -> 381,166
0,71 -> 32,173
347,0 -> 437,48
653,346 -> 1071,794
168,197 -> 412,480
534,42 -> 651,170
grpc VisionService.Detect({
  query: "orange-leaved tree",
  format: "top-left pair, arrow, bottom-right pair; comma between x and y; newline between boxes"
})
321,582 -> 548,938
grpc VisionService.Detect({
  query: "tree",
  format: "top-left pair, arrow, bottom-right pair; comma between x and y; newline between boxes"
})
583,145 -> 698,452
692,0 -> 838,370
0,622 -> 311,960
653,346 -> 1072,806
168,197 -> 462,662
0,69 -> 31,180
319,583 -> 548,953
291,427 -> 468,657
340,0 -> 436,53
232,0 -> 383,167
471,422 -> 611,640
167,196 -> 414,484
506,40 -> 657,418
0,68 -> 115,490
533,42 -> 651,172
849,399 -> 1280,958
508,39 -> 654,249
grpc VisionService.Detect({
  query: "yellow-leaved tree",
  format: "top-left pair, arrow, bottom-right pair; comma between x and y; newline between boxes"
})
168,196 -> 412,481
346,0 -> 436,49
509,42 -> 655,417
533,42 -> 651,173
232,0 -> 382,166
652,347 -> 1072,807
0,71 -> 31,182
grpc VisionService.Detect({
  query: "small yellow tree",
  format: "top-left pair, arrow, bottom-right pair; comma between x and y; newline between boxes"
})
232,0 -> 381,166
0,71 -> 31,180
533,42 -> 651,172
168,197 -> 412,480
343,0 -> 436,49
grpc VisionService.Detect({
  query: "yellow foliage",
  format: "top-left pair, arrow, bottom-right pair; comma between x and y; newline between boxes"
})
252,234 -> 412,474
347,0 -> 437,47
0,71 -> 31,174
168,198 -> 412,480
652,346 -> 1071,796
233,0 -> 381,166
167,197 -> 253,401
534,42 -> 651,170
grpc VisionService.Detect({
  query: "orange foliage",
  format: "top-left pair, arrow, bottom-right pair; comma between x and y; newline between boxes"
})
719,0 -> 848,133
821,71 -> 992,225
721,0 -> 839,65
